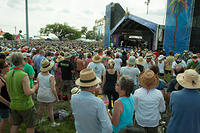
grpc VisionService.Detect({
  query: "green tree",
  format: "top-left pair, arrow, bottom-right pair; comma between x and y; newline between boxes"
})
86,30 -> 96,40
3,32 -> 15,40
81,26 -> 87,35
85,26 -> 97,40
40,23 -> 81,40
168,0 -> 188,53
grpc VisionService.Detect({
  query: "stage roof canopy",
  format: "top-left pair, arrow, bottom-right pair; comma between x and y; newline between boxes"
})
110,14 -> 157,35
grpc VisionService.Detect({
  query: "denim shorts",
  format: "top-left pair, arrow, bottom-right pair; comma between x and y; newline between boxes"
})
0,108 -> 10,120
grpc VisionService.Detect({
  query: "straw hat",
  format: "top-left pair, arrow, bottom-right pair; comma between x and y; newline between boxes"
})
138,70 -> 159,89
174,53 -> 180,59
158,55 -> 165,60
136,56 -> 146,65
127,56 -> 136,65
71,87 -> 81,95
56,55 -> 64,63
75,68 -> 100,87
92,54 -> 102,63
176,69 -> 200,89
192,54 -> 198,58
64,52 -> 72,59
40,58 -> 54,72
145,52 -> 153,59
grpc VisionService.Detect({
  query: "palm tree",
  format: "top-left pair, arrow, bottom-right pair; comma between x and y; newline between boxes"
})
168,0 -> 188,53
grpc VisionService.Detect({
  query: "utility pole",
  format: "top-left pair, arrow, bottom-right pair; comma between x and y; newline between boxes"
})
25,0 -> 29,47
15,26 -> 16,35
145,0 -> 150,14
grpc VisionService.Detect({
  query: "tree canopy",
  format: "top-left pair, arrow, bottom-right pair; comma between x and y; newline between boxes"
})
40,23 -> 99,41
40,23 -> 81,40
3,32 -> 15,40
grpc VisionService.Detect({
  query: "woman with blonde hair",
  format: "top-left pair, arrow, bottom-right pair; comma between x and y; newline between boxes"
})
114,53 -> 122,71
37,58 -> 60,127
102,59 -> 119,110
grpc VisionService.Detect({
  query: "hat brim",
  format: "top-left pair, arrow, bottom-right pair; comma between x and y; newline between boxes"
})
64,55 -> 72,59
138,73 -> 159,89
56,58 -> 64,63
92,56 -> 102,63
75,77 -> 101,87
40,61 -> 54,72
176,73 -> 200,89
136,59 -> 146,65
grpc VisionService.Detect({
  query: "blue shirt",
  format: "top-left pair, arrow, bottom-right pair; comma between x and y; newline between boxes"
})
71,91 -> 112,133
113,95 -> 134,133
167,88 -> 200,133
35,55 -> 45,73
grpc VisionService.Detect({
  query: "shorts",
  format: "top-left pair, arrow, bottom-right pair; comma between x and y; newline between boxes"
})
11,107 -> 37,128
61,80 -> 73,94
165,70 -> 171,74
0,109 -> 10,120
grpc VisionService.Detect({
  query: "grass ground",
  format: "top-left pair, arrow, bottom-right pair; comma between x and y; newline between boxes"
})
5,101 -> 76,133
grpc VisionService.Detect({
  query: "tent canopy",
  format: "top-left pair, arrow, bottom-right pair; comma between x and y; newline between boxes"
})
110,14 -> 157,35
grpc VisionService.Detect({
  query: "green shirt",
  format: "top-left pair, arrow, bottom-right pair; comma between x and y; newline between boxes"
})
6,69 -> 34,110
187,60 -> 200,70
10,63 -> 35,88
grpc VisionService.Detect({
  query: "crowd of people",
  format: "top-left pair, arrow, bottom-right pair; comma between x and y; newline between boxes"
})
0,39 -> 200,133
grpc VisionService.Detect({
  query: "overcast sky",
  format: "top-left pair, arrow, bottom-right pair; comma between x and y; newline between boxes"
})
0,0 -> 167,36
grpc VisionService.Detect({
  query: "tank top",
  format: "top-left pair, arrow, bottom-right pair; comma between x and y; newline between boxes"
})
113,95 -> 134,133
103,70 -> 117,94
37,73 -> 56,103
6,69 -> 34,110
0,77 -> 10,109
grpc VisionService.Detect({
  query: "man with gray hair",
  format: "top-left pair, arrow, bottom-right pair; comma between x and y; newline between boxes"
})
120,56 -> 140,92
6,52 -> 38,133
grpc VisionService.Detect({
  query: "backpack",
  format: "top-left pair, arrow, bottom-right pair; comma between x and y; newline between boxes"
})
53,109 -> 70,121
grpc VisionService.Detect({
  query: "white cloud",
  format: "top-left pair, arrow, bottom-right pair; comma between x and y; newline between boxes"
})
0,0 -> 166,36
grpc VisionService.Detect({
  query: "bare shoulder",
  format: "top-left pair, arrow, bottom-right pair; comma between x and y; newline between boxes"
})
114,99 -> 123,108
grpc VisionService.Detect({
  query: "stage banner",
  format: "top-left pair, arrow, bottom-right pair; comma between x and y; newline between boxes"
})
163,0 -> 195,54
104,4 -> 111,47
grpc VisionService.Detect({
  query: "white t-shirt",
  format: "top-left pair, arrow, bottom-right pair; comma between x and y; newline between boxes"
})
172,60 -> 186,76
120,66 -> 140,86
158,61 -> 165,74
144,60 -> 155,70
114,58 -> 122,71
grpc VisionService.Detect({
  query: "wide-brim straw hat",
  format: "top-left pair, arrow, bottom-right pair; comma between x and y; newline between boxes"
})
56,55 -> 64,62
40,58 -> 54,72
192,54 -> 198,58
138,70 -> 159,89
174,53 -> 180,59
64,52 -> 72,59
76,68 -> 100,87
92,54 -> 102,63
176,69 -> 200,89
136,56 -> 146,65
145,52 -> 153,59
127,56 -> 136,65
